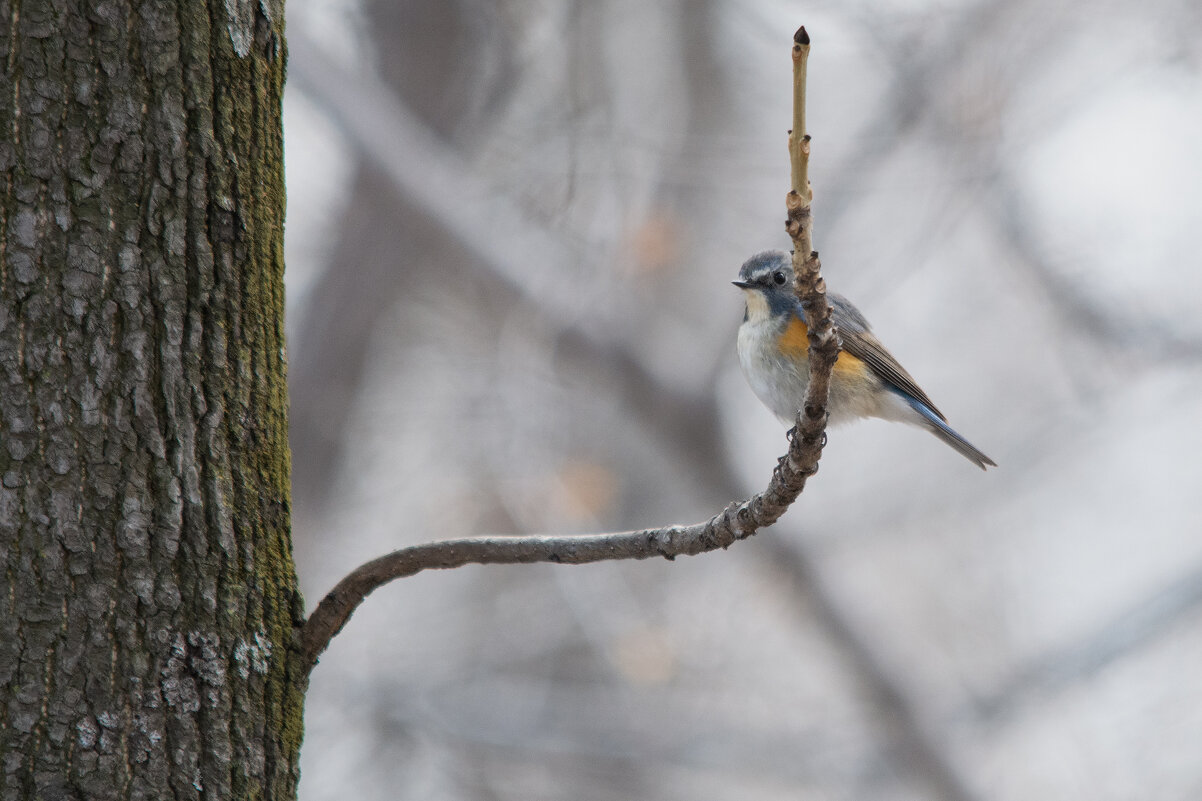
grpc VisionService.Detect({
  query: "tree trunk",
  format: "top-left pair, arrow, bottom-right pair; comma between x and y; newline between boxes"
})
0,1 -> 303,799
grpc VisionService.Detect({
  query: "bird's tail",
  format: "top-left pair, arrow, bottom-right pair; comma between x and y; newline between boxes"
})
904,395 -> 996,470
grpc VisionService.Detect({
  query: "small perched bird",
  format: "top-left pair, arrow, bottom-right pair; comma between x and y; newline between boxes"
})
734,250 -> 995,469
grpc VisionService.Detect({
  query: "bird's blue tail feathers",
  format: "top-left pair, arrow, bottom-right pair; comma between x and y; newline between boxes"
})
897,391 -> 996,470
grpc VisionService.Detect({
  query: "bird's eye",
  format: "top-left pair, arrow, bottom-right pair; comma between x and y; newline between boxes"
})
771,271 -> 787,286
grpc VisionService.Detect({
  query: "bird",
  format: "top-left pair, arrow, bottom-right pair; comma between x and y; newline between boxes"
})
733,250 -> 995,469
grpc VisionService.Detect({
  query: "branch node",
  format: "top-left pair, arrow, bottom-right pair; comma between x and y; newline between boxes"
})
651,527 -> 679,560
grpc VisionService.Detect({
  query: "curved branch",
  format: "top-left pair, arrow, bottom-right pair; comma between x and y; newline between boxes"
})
298,24 -> 837,675
300,412 -> 830,669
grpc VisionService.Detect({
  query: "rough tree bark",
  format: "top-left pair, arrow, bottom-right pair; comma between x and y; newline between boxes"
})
0,1 -> 304,800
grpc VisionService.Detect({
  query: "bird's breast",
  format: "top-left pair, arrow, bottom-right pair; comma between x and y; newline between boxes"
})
738,309 -> 884,425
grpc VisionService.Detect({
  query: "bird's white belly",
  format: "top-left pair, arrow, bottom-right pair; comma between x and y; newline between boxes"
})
737,318 -> 810,424
737,318 -> 891,427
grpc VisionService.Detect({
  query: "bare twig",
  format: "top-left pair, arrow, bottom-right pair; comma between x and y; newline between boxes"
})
788,26 -> 814,212
786,27 -> 839,433
299,25 -> 836,673
299,435 -> 818,669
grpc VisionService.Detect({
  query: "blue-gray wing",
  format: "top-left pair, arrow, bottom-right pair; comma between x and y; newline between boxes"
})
825,293 -> 947,422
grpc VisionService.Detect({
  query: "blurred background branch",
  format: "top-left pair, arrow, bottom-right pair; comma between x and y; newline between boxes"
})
285,2 -> 1202,800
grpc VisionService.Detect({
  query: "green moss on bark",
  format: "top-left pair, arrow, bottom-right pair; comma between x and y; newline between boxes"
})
0,1 -> 304,799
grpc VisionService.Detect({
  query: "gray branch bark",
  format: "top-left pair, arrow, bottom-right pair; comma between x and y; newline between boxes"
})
299,382 -> 834,671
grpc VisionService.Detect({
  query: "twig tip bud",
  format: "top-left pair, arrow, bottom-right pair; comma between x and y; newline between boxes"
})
794,26 -> 809,45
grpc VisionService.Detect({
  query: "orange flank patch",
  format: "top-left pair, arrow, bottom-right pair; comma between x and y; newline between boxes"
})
833,351 -> 869,379
777,316 -> 810,356
777,316 -> 868,378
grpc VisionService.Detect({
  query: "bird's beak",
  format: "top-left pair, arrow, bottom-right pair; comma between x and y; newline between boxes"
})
732,280 -> 752,289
